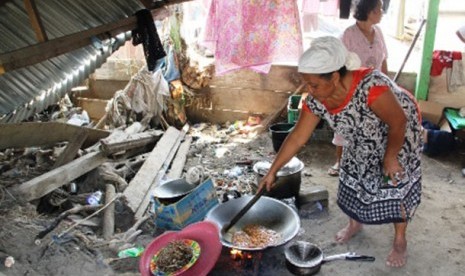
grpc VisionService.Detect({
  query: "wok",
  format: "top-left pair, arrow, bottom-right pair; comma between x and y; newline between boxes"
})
153,178 -> 197,205
204,195 -> 301,251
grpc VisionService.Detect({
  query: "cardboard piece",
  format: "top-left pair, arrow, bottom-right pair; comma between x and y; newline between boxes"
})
152,178 -> 219,230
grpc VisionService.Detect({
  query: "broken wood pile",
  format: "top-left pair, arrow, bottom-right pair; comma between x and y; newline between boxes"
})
0,121 -> 193,252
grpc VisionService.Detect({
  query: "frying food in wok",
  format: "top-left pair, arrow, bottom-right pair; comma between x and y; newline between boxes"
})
232,224 -> 282,248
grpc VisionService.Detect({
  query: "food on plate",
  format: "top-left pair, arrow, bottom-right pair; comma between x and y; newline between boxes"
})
155,240 -> 194,273
232,224 -> 281,248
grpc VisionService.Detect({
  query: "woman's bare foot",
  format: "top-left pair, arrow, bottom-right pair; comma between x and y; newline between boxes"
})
335,220 -> 362,243
386,237 -> 407,267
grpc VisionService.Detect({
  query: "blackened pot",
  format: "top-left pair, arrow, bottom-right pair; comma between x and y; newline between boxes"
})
253,157 -> 304,200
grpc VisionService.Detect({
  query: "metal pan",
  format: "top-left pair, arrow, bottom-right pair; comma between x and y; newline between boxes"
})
204,195 -> 301,251
153,178 -> 197,205
284,241 -> 375,275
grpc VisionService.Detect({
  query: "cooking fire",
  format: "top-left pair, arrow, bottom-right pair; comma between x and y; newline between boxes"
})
230,249 -> 253,261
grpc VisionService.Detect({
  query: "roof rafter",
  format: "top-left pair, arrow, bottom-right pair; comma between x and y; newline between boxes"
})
23,0 -> 48,43
0,1 -> 193,75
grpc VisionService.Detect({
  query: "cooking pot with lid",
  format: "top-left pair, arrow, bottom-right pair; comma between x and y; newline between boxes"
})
253,157 -> 304,200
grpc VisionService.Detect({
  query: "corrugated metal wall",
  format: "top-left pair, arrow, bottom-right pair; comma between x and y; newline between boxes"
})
0,0 -> 145,123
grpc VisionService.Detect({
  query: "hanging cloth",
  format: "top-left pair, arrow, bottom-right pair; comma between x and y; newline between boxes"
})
339,0 -> 352,19
430,50 -> 462,76
202,0 -> 302,75
132,9 -> 166,71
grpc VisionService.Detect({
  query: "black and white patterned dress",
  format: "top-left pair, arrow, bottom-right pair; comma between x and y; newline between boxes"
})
304,69 -> 422,224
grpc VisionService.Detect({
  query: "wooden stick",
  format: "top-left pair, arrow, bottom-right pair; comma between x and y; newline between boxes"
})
257,83 -> 306,133
55,194 -> 121,240
35,204 -> 101,241
103,184 -> 116,240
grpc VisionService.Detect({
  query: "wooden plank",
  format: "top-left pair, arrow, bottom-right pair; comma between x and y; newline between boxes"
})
0,122 -> 110,150
52,130 -> 88,169
210,87 -> 290,113
167,135 -> 192,179
0,9 -> 168,74
88,79 -> 128,99
209,65 -> 299,92
186,108 -> 258,124
92,60 -> 144,81
23,0 -> 48,42
134,126 -> 187,218
123,127 -> 181,213
100,130 -> 164,155
12,151 -> 107,201
75,97 -> 109,122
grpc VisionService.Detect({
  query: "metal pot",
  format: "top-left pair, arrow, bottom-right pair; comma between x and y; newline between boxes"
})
152,178 -> 197,205
253,157 -> 304,200
204,195 -> 301,251
284,241 -> 375,276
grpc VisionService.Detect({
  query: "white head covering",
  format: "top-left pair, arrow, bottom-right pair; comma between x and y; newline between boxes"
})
298,36 -> 361,74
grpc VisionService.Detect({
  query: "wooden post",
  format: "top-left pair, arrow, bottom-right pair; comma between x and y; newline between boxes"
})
103,184 -> 116,240
12,151 -> 107,201
415,0 -> 440,100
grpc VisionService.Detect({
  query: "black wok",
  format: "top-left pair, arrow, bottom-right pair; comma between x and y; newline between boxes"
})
204,195 -> 301,251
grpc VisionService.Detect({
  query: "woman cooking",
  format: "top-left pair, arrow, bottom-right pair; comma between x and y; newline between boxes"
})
258,36 -> 422,268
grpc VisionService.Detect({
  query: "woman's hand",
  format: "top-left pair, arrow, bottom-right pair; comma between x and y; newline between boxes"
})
383,155 -> 403,186
257,172 -> 276,194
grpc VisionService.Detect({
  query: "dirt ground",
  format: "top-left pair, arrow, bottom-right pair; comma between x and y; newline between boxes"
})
1,123 -> 465,276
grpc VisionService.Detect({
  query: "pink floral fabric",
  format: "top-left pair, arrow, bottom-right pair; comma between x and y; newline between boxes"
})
203,0 -> 303,75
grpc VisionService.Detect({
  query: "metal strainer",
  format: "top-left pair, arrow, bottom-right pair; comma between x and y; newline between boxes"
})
284,241 -> 375,276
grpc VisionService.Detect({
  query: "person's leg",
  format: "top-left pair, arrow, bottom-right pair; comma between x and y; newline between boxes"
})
335,218 -> 363,243
386,222 -> 408,267
335,145 -> 342,164
328,145 -> 343,176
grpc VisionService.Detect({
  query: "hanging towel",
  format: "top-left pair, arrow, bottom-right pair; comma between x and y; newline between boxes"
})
132,9 -> 166,71
446,55 -> 465,92
202,0 -> 303,75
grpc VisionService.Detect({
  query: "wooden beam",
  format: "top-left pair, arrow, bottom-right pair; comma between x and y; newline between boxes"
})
23,0 -> 48,42
99,130 -> 163,155
134,127 -> 186,219
166,135 -> 192,179
52,130 -> 88,169
12,151 -> 108,202
0,9 -> 168,74
123,127 -> 181,213
0,122 -> 110,150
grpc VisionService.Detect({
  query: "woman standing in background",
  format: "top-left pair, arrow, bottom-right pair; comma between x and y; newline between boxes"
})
328,0 -> 389,176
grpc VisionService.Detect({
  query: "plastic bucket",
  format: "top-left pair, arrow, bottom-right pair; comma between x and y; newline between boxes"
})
269,123 -> 295,152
